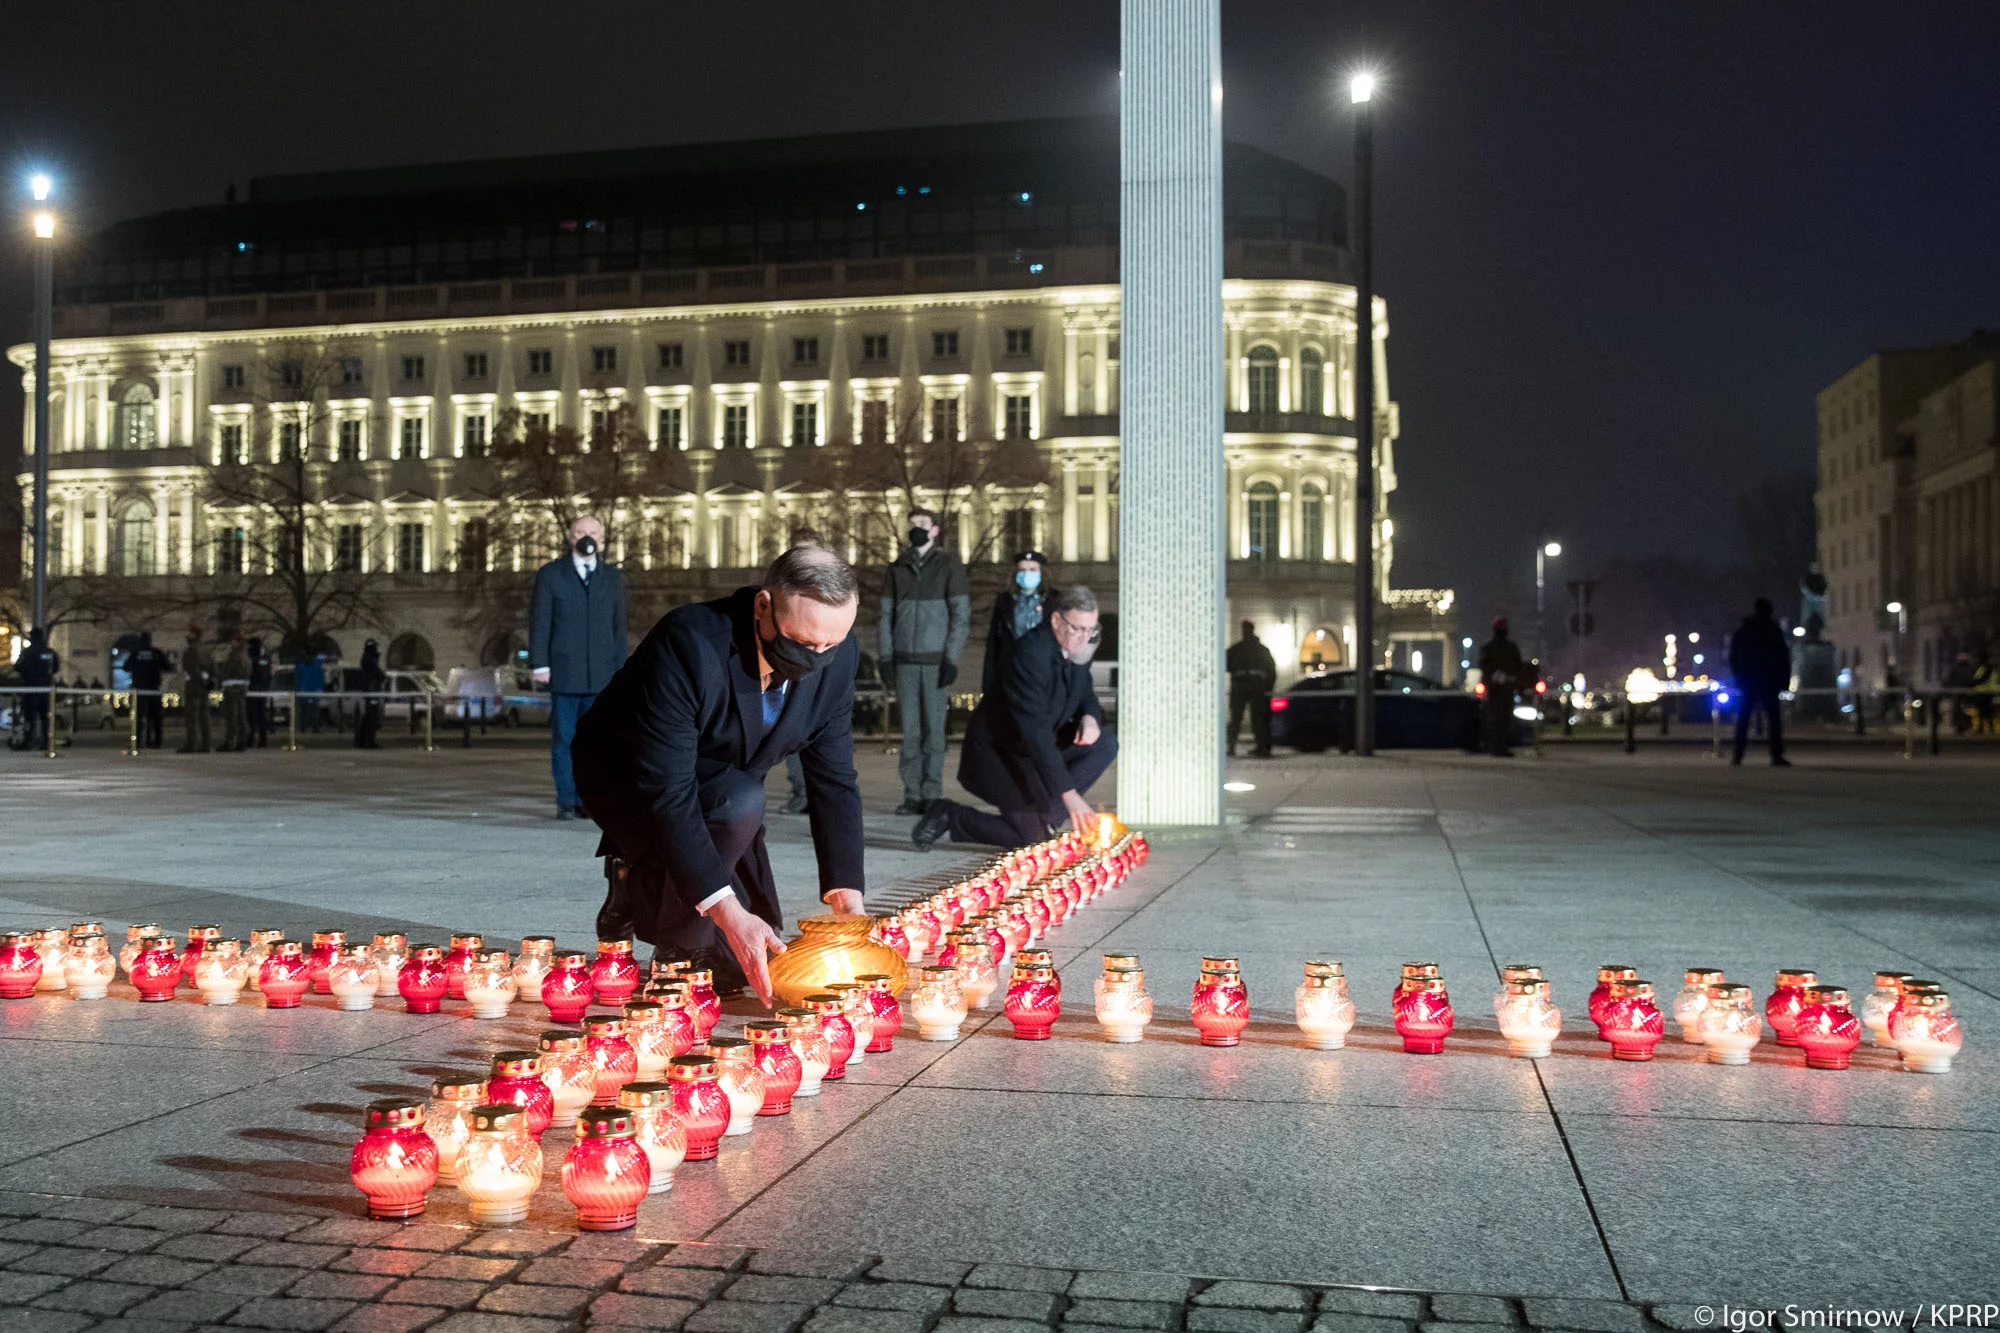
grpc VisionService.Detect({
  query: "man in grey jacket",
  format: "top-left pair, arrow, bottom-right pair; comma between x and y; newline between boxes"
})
879,508 -> 970,814
530,515 -> 629,819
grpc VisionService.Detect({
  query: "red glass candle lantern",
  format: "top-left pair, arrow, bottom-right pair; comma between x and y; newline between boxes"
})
179,925 -> 220,986
684,968 -> 722,1040
746,1019 -> 803,1116
542,951 -> 594,1023
1190,964 -> 1250,1047
1393,977 -> 1456,1055
561,1106 -> 650,1232
873,915 -> 911,960
591,939 -> 640,1006
655,985 -> 698,1057
1004,963 -> 1063,1040
442,933 -> 483,999
1587,964 -> 1637,1034
666,1054 -> 731,1161
806,993 -> 855,1079
1794,985 -> 1863,1071
307,929 -> 346,995
258,939 -> 309,1008
486,1051 -> 556,1141
996,905 -> 1032,958
1599,979 -> 1666,1061
585,1015 -> 639,1106
857,972 -> 903,1052
1023,894 -> 1053,941
0,932 -> 44,998
1766,969 -> 1819,1047
129,935 -> 183,1002
349,1098 -> 439,1220
398,944 -> 448,1015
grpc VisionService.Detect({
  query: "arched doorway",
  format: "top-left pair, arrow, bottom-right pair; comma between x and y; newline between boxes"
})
386,632 -> 434,671
1299,626 -> 1342,673
480,632 -> 521,667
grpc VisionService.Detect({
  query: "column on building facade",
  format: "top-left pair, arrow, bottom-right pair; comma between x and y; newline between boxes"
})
61,365 -> 78,451
155,358 -> 173,450
94,364 -> 111,451
1225,319 -> 1243,413
1118,0 -> 1225,824
179,482 -> 195,574
970,309 -> 992,438
690,455 -> 714,569
1091,321 -> 1111,416
561,327 -> 581,439
93,483 -> 109,574
153,481 -> 171,574
1062,314 -> 1080,417
828,315 -> 850,441
1060,456 -> 1079,560
1092,456 -> 1112,560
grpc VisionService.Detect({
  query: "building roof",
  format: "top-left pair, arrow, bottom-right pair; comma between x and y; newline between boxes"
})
59,116 -> 1347,306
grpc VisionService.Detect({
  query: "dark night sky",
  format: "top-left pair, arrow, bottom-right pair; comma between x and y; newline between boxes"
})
4,1 -> 1997,625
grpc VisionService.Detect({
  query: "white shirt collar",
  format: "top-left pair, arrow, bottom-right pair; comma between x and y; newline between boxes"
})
572,552 -> 598,578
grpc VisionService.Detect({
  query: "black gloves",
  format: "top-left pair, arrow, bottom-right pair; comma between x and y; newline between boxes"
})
939,662 -> 959,688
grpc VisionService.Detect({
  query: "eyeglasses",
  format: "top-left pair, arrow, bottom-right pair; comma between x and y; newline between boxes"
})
1055,615 -> 1102,644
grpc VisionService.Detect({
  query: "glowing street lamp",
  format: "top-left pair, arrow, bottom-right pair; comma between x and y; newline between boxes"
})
27,172 -> 57,630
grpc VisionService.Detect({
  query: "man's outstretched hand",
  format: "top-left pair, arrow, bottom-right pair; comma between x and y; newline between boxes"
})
823,888 -> 865,916
1062,789 -> 1096,832
709,896 -> 788,1008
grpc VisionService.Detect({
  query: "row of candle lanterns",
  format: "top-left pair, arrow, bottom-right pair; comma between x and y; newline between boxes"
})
345,827 -> 1148,1228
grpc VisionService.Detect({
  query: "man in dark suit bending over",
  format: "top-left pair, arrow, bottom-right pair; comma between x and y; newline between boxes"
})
572,545 -> 866,1006
912,584 -> 1115,851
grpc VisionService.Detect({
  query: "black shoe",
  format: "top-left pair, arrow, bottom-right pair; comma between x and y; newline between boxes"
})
1730,756 -> 1743,766
596,868 -> 634,944
894,798 -> 926,816
1771,756 -> 1791,767
913,800 -> 951,852
783,793 -> 809,815
556,807 -> 578,821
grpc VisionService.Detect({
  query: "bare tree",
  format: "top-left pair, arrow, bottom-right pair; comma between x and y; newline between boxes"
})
197,348 -> 387,658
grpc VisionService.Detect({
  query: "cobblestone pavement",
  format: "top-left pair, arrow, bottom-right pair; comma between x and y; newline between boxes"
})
0,1194 -> 1755,1333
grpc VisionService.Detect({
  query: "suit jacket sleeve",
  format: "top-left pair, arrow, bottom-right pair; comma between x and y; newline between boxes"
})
529,567 -> 553,672
798,646 -> 867,895
981,595 -> 1009,695
944,558 -> 972,664
626,632 -> 733,911
1003,637 -> 1074,799
1079,664 -> 1106,723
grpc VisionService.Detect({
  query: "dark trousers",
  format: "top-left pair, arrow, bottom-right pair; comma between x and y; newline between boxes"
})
137,696 -> 164,748
354,698 -> 383,747
1229,686 -> 1272,755
1483,697 -> 1515,756
20,695 -> 51,749
551,693 -> 598,811
1732,690 -> 1785,762
947,729 -> 1119,849
247,697 -> 270,746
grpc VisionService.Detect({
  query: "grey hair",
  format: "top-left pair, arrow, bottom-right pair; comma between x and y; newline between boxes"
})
1051,585 -> 1097,616
765,543 -> 858,607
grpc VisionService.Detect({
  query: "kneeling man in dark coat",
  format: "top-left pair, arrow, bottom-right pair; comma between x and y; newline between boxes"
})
913,584 -> 1116,851
572,546 -> 867,1006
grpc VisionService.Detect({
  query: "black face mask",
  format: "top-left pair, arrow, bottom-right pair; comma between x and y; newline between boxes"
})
760,611 -> 838,687
574,534 -> 598,558
908,527 -> 931,550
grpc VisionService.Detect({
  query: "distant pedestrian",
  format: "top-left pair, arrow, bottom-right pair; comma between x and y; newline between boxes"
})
530,514 -> 629,819
981,550 -> 1050,696
1944,652 -> 1977,734
246,639 -> 272,747
126,631 -> 168,748
1973,654 -> 1998,734
1477,617 -> 1525,757
1226,620 -> 1278,758
177,624 -> 212,754
1728,597 -> 1792,767
219,633 -> 250,751
880,508 -> 970,814
355,638 -> 385,749
295,652 -> 325,734
15,626 -> 58,751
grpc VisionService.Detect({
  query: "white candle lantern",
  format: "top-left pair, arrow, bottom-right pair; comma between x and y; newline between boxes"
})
194,939 -> 251,1006
1696,982 -> 1763,1065
329,946 -> 380,1011
1495,978 -> 1562,1058
64,932 -> 116,1000
464,949 -> 519,1019
1094,967 -> 1153,1043
1296,960 -> 1358,1050
909,966 -> 969,1041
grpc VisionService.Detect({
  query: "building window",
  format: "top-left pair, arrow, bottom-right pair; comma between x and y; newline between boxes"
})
464,352 -> 489,379
524,410 -> 552,435
401,355 -> 427,382
861,334 -> 890,362
335,524 -> 364,573
1301,483 -> 1324,561
722,402 -> 750,448
1004,327 -> 1033,356
790,400 -> 818,448
340,357 -> 364,385
929,395 -> 960,442
1004,394 -> 1034,441
337,418 -> 364,461
861,399 -> 889,446
1002,507 -> 1036,556
527,348 -> 553,376
460,517 -> 489,572
932,330 -> 960,359
656,405 -> 683,450
658,342 -> 684,370
220,422 -> 246,464
397,522 -> 426,573
462,413 -> 489,457
399,416 -> 424,460
1246,347 -> 1280,414
221,364 -> 245,391
792,337 -> 820,364
279,361 -> 304,390
216,526 -> 245,575
592,346 -> 618,374
277,420 -> 302,461
115,508 -> 154,577
1248,482 -> 1280,561
1300,347 -> 1324,416
589,408 -> 613,445
117,383 -> 157,450
724,339 -> 752,367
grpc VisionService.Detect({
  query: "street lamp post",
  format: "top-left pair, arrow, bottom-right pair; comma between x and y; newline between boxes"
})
1534,540 -> 1561,676
1351,70 -> 1377,756
29,175 -> 56,632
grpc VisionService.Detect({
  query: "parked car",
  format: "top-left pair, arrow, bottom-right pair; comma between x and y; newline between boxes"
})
441,666 -> 552,726
1269,668 -> 1530,752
